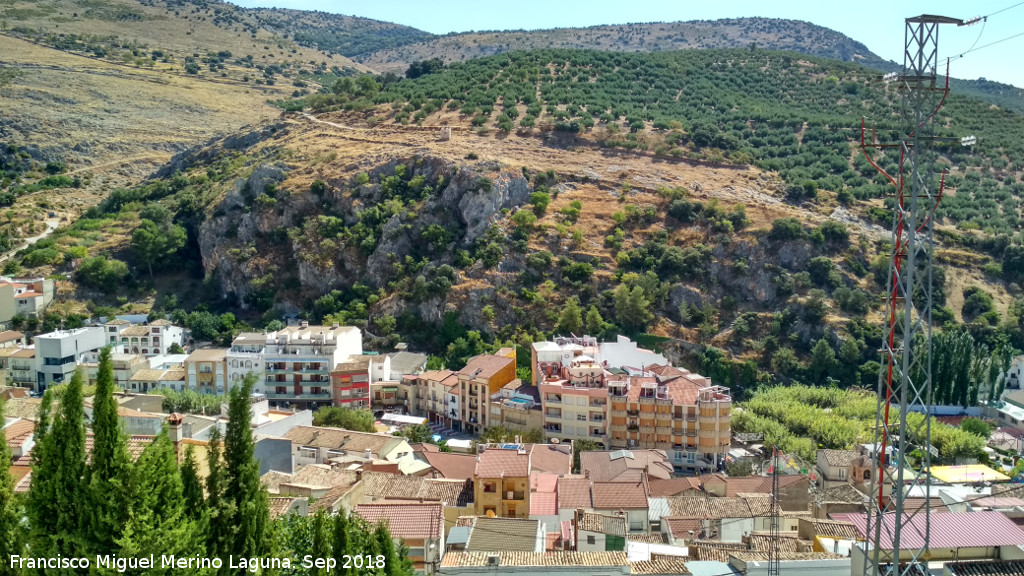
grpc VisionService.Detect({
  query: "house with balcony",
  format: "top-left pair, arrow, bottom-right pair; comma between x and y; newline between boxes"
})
0,347 -> 36,389
110,319 -> 183,357
474,447 -> 531,519
457,350 -> 516,435
79,352 -> 149,389
34,326 -> 106,392
184,348 -> 228,395
489,381 -> 544,432
331,356 -> 371,409
0,277 -> 55,327
606,365 -> 731,474
414,369 -> 459,427
227,332 -> 266,393
262,322 -> 361,410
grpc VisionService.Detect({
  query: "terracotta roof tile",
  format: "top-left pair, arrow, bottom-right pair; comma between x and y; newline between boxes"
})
441,551 -> 628,568
592,481 -> 648,509
821,449 -> 860,467
475,449 -> 529,478
268,497 -> 303,519
285,426 -> 403,455
421,451 -> 476,480
579,449 -> 672,482
649,477 -> 703,497
630,558 -> 692,575
354,502 -> 443,540
577,512 -> 626,537
458,354 -> 514,380
3,419 -> 34,449
811,519 -> 860,540
693,543 -> 748,562
664,517 -> 704,540
667,497 -> 712,517
466,517 -> 539,552
530,492 -> 557,516
527,444 -> 572,475
557,477 -> 592,509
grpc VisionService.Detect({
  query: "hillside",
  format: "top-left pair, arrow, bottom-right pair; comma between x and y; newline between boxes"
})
247,7 -> 434,58
11,47 -> 1024,400
357,18 -> 883,72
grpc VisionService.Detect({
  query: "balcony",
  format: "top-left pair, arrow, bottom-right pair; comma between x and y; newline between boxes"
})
545,410 -> 562,418
544,425 -> 562,433
627,424 -> 639,431
545,396 -> 562,404
502,490 -> 525,501
589,399 -> 607,407
266,392 -> 332,400
626,409 -> 639,416
590,416 -> 605,422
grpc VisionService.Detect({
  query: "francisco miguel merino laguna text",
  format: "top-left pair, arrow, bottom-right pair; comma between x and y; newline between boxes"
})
9,554 -> 388,572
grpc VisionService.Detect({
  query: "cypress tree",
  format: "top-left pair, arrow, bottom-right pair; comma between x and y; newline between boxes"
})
0,398 -> 22,572
204,426 -> 235,565
86,346 -> 135,554
181,444 -> 205,516
104,431 -> 205,576
27,372 -> 89,567
308,511 -> 331,576
331,511 -> 352,576
224,374 -> 271,558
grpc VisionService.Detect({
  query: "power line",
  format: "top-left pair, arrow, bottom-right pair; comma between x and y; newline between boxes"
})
985,0 -> 1024,18
949,30 -> 1024,62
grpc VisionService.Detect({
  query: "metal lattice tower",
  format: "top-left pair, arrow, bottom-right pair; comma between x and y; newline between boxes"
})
860,14 -> 967,576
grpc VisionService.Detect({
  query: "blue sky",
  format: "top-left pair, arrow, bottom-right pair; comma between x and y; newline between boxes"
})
229,0 -> 1024,87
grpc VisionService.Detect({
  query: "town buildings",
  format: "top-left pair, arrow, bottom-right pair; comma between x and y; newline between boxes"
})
34,326 -> 105,391
263,322 -> 361,410
0,276 -> 55,327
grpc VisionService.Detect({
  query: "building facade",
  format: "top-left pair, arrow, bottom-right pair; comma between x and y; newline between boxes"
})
263,323 -> 361,410
331,356 -> 371,409
457,349 -> 517,435
184,349 -> 228,394
35,327 -> 106,391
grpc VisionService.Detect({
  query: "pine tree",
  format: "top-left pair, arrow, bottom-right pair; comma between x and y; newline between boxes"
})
0,398 -> 22,570
808,339 -> 836,382
556,297 -> 583,335
86,346 -> 135,554
28,373 -> 89,565
223,374 -> 271,559
585,305 -> 605,335
104,432 -> 205,576
181,444 -> 205,516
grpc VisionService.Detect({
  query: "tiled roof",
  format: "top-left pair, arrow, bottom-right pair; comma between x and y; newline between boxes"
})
592,481 -> 648,509
185,348 -> 226,362
692,543 -> 748,562
821,449 -> 860,467
149,319 -> 174,326
361,471 -> 472,507
626,534 -> 666,544
466,517 -> 539,552
811,519 -> 860,540
309,482 -> 360,514
664,517 -> 703,540
268,497 -> 303,519
85,433 -> 153,462
3,418 -> 34,449
630,558 -> 692,575
579,449 -> 672,482
748,533 -> 802,553
285,426 -> 403,455
730,551 -> 843,563
577,511 -> 626,537
121,325 -> 149,337
457,354 -> 514,380
475,449 -> 530,478
530,492 -> 557,516
420,450 -> 477,480
649,477 -> 703,497
261,470 -> 292,494
557,476 -> 592,509
531,472 -> 559,493
667,496 -> 712,517
817,484 -> 868,504
527,444 -> 572,475
0,330 -> 24,343
441,551 -> 628,568
354,502 -> 443,540
283,465 -> 359,490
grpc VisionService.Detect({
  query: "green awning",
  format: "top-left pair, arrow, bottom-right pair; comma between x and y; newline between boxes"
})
382,387 -> 398,393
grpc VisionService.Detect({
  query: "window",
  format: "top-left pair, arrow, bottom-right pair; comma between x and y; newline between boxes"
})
863,470 -> 870,480
483,482 -> 496,493
152,328 -> 160,334
577,414 -> 586,421
299,447 -> 317,460
838,468 -> 848,481
586,535 -> 596,545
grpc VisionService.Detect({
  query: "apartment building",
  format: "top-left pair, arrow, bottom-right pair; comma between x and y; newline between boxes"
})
227,332 -> 266,393
263,322 -> 361,410
607,365 -> 731,474
489,382 -> 544,432
415,370 -> 459,427
0,347 -> 35,388
0,276 -> 55,326
184,348 -> 228,394
35,327 -> 106,391
457,349 -> 517,435
538,355 -> 609,443
331,355 -> 370,409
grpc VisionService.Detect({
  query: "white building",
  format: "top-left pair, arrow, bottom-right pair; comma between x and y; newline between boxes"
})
598,335 -> 667,372
263,322 -> 361,409
34,327 -> 106,391
228,332 -> 267,394
112,319 -> 183,357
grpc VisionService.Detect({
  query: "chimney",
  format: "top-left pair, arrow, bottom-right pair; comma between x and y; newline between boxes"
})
167,413 -> 184,446
355,469 -> 363,482
364,448 -> 372,460
300,320 -> 309,328
331,322 -> 339,329
584,469 -> 590,479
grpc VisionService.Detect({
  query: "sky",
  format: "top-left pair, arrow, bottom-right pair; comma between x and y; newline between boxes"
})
228,0 -> 1024,87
